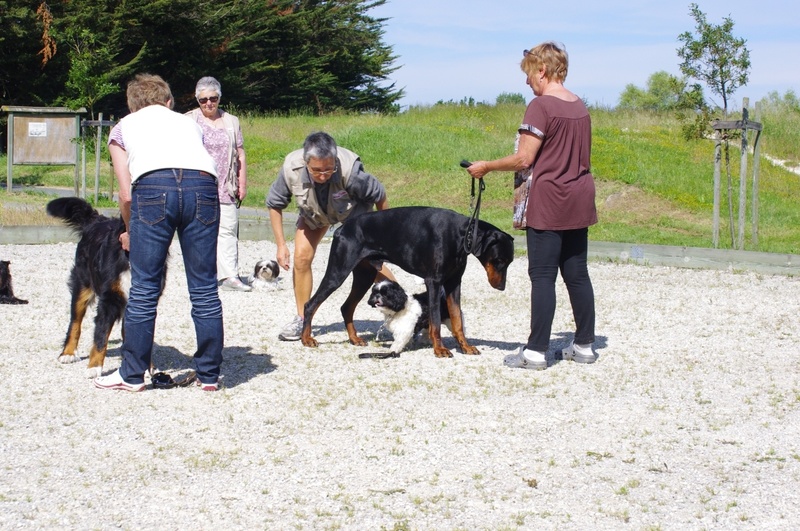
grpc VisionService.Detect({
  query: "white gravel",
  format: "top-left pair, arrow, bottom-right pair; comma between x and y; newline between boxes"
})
1,238 -> 799,530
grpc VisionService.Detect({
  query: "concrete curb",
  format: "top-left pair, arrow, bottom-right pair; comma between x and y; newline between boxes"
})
3,219 -> 797,276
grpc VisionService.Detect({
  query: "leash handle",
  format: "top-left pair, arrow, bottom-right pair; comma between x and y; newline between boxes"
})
460,159 -> 484,254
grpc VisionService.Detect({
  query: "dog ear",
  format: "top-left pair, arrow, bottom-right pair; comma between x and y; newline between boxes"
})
473,223 -> 514,258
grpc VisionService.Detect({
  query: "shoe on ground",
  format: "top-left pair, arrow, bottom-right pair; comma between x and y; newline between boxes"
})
278,315 -> 304,341
503,347 -> 547,370
196,379 -> 219,392
220,277 -> 252,292
94,369 -> 145,392
562,342 -> 597,364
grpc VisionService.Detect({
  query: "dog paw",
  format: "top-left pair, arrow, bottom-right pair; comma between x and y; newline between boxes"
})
349,336 -> 367,347
58,354 -> 80,365
433,347 -> 454,358
461,345 -> 481,355
301,337 -> 319,348
85,366 -> 103,379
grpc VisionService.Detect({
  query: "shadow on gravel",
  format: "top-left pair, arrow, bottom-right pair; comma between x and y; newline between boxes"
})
101,343 -> 277,389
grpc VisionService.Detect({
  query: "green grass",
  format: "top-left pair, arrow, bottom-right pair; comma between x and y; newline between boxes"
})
3,103 -> 799,254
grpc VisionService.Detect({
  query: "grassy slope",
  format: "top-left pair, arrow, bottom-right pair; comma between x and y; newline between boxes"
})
3,104 -> 799,254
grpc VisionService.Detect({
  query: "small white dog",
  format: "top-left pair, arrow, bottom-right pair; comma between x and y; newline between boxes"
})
247,260 -> 282,291
367,280 -> 456,354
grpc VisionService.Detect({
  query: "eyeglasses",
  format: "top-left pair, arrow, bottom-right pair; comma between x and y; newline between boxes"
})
307,163 -> 338,177
198,96 -> 219,104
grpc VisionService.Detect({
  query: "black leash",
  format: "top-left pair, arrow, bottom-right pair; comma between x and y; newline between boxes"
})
358,352 -> 401,360
460,160 -> 485,254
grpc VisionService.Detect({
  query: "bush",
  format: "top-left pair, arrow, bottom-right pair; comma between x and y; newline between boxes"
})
495,92 -> 526,105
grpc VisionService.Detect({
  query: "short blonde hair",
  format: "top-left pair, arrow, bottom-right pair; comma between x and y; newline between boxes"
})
520,42 -> 569,83
126,73 -> 173,112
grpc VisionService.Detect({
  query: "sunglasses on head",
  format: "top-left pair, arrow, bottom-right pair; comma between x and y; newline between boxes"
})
198,96 -> 219,104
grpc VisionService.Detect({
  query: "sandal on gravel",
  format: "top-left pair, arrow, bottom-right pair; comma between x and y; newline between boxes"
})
561,342 -> 597,364
503,348 -> 547,370
151,370 -> 197,389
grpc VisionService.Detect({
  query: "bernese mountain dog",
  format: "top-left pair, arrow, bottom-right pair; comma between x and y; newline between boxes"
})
47,197 -> 164,378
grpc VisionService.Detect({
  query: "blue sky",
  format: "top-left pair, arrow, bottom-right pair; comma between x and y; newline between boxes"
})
370,1 -> 800,109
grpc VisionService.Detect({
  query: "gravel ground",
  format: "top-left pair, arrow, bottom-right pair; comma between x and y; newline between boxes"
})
1,238 -> 799,530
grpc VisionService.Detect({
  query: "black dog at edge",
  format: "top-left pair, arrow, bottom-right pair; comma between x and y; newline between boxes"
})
300,206 -> 515,358
0,260 -> 28,304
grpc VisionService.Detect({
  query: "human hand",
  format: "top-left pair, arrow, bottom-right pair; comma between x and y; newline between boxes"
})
119,232 -> 130,251
276,244 -> 290,270
466,160 -> 489,179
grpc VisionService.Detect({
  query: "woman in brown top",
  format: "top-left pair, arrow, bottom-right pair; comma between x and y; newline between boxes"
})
467,41 -> 597,370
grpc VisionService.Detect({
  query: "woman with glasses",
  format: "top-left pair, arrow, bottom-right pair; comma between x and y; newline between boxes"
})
466,41 -> 598,370
266,131 -> 395,341
186,76 -> 251,292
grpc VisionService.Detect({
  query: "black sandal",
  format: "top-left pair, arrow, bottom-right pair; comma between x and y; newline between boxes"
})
151,370 -> 197,389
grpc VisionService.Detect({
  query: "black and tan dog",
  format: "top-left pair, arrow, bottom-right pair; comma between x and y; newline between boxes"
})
47,197 -> 161,378
301,206 -> 515,357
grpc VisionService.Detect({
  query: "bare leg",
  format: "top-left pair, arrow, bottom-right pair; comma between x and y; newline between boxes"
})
292,221 -> 329,317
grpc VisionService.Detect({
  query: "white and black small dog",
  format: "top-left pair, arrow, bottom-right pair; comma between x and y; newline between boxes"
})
247,259 -> 282,290
367,280 -> 456,354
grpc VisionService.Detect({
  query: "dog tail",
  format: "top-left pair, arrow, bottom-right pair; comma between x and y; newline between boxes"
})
46,197 -> 102,233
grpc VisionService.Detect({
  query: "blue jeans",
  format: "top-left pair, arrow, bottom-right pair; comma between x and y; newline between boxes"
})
119,169 -> 224,385
526,228 -> 595,352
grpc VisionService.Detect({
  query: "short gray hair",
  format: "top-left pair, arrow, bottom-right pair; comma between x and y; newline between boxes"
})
303,132 -> 338,162
195,76 -> 222,98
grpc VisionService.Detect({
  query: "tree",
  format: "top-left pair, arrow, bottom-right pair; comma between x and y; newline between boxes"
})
57,30 -> 119,119
618,71 -> 703,112
678,3 -> 751,248
677,3 -> 750,117
214,0 -> 403,113
0,0 -> 403,118
0,1 -> 69,106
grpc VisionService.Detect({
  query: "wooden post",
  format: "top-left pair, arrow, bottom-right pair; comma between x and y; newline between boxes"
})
74,113 -> 81,196
712,133 -> 722,248
81,127 -> 87,199
752,102 -> 762,247
94,112 -> 103,204
737,98 -> 749,250
711,105 -> 762,251
6,110 -> 13,193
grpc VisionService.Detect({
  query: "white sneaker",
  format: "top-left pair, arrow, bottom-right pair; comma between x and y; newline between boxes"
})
220,277 -> 252,292
93,369 -> 145,392
562,342 -> 597,364
278,315 -> 304,341
503,347 -> 547,370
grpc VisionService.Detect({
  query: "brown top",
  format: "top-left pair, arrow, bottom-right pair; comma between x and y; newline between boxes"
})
521,95 -> 597,230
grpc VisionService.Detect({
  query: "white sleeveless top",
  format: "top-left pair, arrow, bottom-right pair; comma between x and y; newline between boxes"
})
115,105 -> 217,182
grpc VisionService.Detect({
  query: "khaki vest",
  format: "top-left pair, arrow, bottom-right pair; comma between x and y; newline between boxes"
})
282,147 -> 360,229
